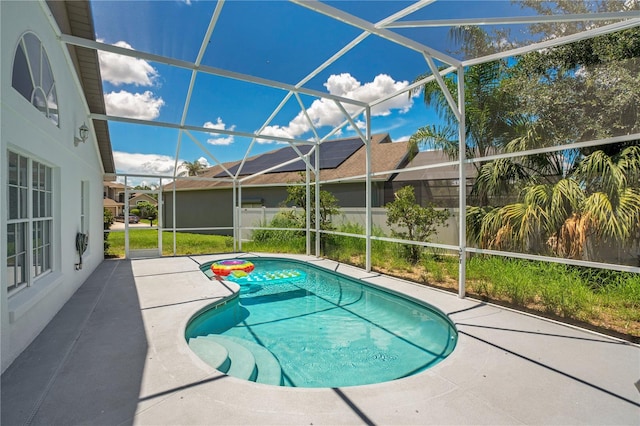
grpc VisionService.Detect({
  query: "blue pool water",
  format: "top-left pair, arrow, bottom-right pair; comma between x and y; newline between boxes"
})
187,258 -> 457,388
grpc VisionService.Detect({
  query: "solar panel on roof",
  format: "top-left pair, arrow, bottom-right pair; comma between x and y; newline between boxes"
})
216,137 -> 363,177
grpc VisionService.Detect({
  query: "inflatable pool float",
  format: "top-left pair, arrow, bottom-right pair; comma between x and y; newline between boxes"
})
211,259 -> 255,276
227,269 -> 306,283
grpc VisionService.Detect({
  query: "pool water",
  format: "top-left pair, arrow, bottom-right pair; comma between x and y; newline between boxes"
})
187,258 -> 457,388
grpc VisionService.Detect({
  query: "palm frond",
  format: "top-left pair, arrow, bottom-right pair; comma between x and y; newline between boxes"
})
481,207 -> 512,249
474,158 -> 528,198
582,192 -> 624,241
574,150 -> 624,197
466,205 -> 489,246
522,184 -> 551,208
616,144 -> 640,185
548,178 -> 584,232
552,213 -> 589,259
614,188 -> 640,239
409,124 -> 458,159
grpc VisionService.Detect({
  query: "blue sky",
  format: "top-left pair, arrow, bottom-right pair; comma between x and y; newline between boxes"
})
89,0 -> 541,184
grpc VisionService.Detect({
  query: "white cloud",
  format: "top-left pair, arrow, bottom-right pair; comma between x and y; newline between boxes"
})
326,73 -> 413,116
98,40 -> 158,86
257,73 -> 414,142
113,151 -> 182,187
114,151 -> 177,176
195,157 -> 210,167
204,118 -> 236,145
105,90 -> 164,120
112,152 -> 214,186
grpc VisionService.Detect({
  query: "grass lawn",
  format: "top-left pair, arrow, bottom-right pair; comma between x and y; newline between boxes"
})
106,229 -> 234,257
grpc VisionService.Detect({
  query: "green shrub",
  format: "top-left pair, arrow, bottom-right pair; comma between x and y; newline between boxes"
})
103,208 -> 113,254
385,186 -> 450,264
251,213 -> 302,243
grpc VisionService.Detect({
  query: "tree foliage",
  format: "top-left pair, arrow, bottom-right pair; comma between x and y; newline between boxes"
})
180,159 -> 207,176
136,201 -> 158,225
104,208 -> 114,230
103,208 -> 114,254
468,146 -> 640,260
409,56 -> 521,205
283,182 -> 340,231
386,186 -> 450,264
411,13 -> 640,262
504,26 -> 640,152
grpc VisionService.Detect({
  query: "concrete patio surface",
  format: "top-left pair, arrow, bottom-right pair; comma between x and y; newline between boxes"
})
2,254 -> 639,425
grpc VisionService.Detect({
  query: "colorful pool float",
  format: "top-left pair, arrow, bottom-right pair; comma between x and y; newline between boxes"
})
227,269 -> 306,283
211,259 -> 255,276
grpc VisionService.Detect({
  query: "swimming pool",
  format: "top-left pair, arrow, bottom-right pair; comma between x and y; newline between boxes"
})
186,258 -> 457,388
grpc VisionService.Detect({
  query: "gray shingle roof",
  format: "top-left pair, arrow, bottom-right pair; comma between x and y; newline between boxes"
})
166,134 -> 412,191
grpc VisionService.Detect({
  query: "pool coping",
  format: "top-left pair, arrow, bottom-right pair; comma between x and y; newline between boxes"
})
2,253 -> 639,425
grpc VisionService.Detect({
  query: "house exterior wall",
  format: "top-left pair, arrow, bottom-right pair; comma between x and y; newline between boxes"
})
162,182 -> 386,234
104,184 -> 125,203
129,193 -> 158,208
163,190 -> 235,235
1,2 -> 106,372
322,182 -> 384,207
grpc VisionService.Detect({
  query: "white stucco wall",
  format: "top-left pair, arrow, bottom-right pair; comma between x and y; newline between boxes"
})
1,1 -> 106,372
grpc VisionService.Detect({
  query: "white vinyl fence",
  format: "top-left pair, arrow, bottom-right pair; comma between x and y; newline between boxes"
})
239,207 -> 460,247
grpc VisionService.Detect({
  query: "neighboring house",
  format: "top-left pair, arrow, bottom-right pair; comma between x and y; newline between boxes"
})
104,180 -> 126,203
103,181 -> 158,218
128,193 -> 158,211
163,134 -> 413,234
103,197 -> 124,218
103,181 -> 125,217
1,1 -> 114,372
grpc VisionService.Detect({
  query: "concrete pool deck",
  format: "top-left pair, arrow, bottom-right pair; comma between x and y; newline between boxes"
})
2,254 -> 639,425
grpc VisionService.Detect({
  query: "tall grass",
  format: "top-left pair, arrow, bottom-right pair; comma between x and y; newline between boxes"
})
322,223 -> 416,271
465,256 -> 640,323
245,214 -> 307,254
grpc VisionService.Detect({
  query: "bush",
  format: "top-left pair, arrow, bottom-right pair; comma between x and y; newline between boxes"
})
103,208 -> 114,254
385,186 -> 450,264
251,212 -> 303,243
104,208 -> 114,230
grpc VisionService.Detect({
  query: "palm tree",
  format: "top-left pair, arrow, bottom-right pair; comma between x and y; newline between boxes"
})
468,146 -> 640,260
180,159 -> 206,176
409,40 -> 517,205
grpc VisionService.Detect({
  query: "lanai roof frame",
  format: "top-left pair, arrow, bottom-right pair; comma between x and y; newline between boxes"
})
52,0 -> 640,289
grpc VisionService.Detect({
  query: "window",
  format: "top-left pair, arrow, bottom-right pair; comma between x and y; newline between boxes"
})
12,32 -> 59,126
80,181 -> 89,234
7,151 -> 53,293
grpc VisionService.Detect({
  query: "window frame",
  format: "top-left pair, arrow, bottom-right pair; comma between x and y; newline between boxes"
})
7,150 -> 54,294
80,180 -> 89,235
11,31 -> 59,127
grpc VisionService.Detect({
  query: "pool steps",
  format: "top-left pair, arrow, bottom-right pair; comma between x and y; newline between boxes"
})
189,334 -> 282,386
188,336 -> 231,373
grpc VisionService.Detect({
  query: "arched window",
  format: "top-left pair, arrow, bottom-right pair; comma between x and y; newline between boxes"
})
12,32 -> 59,127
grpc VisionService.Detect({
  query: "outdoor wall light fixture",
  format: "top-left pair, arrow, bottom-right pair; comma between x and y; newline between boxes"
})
74,122 -> 89,146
